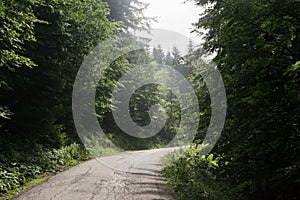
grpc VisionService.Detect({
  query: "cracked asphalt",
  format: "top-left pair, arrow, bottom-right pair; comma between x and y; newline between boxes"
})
13,148 -> 177,200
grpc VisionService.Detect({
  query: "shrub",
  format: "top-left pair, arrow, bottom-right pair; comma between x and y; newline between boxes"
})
162,147 -> 226,200
0,143 -> 90,194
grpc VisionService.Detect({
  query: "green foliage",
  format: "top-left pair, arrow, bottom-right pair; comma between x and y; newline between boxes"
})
151,45 -> 184,66
0,0 -> 42,69
162,147 -> 224,200
172,46 -> 182,65
3,176 -> 48,200
187,39 -> 194,55
0,0 -> 152,197
164,0 -> 300,199
0,143 -> 89,195
1,0 -> 119,148
103,0 -> 154,31
152,45 -> 165,64
163,52 -> 174,66
96,48 -> 182,150
0,0 -> 43,120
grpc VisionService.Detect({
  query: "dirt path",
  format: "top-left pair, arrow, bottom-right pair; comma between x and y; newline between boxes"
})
13,148 -> 177,200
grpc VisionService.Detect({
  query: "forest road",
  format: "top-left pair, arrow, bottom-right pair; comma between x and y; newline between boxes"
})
13,148 -> 177,200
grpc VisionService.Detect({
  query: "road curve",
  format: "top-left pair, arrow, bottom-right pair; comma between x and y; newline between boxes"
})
13,148 -> 177,200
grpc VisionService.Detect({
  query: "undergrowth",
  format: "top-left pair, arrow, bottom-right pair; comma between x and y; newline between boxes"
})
0,143 -> 91,198
162,146 -> 228,200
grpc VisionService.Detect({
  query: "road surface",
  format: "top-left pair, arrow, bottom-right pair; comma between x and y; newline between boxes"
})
13,148 -> 177,200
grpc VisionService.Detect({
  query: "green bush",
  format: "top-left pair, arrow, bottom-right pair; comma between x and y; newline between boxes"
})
0,143 -> 90,194
162,147 -> 226,200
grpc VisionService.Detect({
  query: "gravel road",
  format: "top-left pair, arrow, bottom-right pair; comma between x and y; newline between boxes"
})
13,148 -> 177,200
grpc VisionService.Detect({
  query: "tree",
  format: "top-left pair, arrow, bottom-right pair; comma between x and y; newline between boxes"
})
163,51 -> 174,66
102,0 -> 153,31
1,0 -> 119,149
172,46 -> 181,65
191,0 -> 300,199
0,0 -> 159,195
187,39 -> 194,54
152,45 -> 165,64
0,0 -> 43,121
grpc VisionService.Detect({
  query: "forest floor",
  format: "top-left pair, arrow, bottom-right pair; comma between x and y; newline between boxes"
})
12,148 -> 178,200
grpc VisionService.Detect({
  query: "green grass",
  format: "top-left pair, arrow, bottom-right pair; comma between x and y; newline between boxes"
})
1,176 -> 48,200
0,145 -> 122,200
0,143 -> 92,199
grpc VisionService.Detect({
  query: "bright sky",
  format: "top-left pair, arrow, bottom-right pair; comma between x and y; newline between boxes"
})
140,0 -> 204,42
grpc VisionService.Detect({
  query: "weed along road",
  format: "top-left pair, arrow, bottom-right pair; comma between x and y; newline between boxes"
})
13,148 -> 177,200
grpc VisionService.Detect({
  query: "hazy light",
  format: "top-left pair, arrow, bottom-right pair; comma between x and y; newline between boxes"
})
141,0 -> 204,42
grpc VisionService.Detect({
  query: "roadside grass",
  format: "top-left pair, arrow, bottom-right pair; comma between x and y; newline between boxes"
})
1,176 -> 48,200
0,144 -> 119,200
1,142 -> 170,200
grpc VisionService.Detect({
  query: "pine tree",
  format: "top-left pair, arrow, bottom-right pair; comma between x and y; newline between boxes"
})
163,51 -> 174,66
187,39 -> 194,54
172,46 -> 181,65
152,45 -> 165,64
